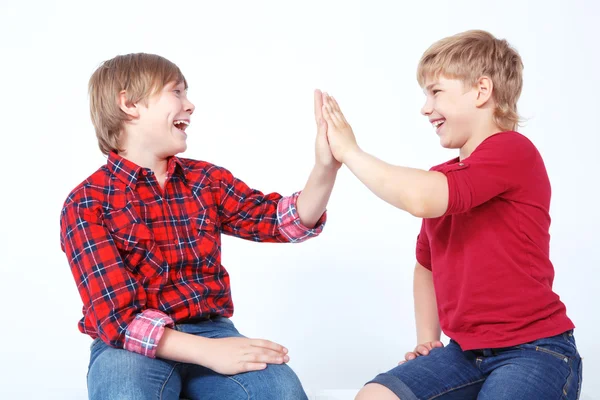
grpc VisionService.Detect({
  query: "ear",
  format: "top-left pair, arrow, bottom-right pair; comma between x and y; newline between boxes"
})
118,90 -> 139,118
474,76 -> 494,107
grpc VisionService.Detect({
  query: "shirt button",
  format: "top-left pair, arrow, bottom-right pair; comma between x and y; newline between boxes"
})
459,163 -> 465,166
206,219 -> 211,224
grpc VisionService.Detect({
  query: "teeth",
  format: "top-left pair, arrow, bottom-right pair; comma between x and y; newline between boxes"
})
174,120 -> 190,126
432,120 -> 445,128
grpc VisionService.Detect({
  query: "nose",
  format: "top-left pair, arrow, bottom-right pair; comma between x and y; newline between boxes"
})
421,97 -> 433,116
185,98 -> 195,115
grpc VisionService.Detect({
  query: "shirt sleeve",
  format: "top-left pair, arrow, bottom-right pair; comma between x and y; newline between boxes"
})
215,167 -> 326,243
60,193 -> 173,358
415,219 -> 432,270
440,132 -> 538,216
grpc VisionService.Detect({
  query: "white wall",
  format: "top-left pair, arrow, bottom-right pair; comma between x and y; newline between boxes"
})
1,0 -> 598,398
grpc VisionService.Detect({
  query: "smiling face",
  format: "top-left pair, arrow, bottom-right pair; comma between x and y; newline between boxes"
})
132,80 -> 195,158
421,75 -> 481,150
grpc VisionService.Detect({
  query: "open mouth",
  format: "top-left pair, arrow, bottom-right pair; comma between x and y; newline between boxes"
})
432,119 -> 445,131
173,120 -> 190,132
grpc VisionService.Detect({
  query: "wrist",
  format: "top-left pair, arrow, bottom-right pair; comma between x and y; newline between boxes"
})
340,144 -> 362,165
190,335 -> 213,367
312,163 -> 340,179
417,331 -> 441,344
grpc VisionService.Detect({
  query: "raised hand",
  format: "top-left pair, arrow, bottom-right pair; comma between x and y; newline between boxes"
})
321,92 -> 359,163
314,89 -> 342,171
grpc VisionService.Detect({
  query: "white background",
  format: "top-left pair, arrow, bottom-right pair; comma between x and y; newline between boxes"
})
1,0 -> 598,398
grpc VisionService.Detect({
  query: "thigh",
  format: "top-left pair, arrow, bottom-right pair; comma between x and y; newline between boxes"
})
175,316 -> 244,339
87,338 -> 182,400
367,340 -> 485,400
183,361 -> 307,400
478,331 -> 583,400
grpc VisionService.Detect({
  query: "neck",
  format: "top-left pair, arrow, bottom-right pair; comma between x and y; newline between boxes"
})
459,120 -> 505,160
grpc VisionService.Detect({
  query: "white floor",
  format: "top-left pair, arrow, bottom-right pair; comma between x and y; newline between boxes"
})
308,390 -> 360,400
306,389 -> 597,400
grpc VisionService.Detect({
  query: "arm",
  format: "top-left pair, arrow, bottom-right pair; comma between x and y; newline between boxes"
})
401,262 -> 444,362
321,93 -> 447,218
295,89 -> 341,227
414,262 -> 441,344
343,150 -> 448,218
215,167 -> 326,243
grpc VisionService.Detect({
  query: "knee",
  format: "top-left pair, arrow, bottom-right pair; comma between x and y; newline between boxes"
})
248,364 -> 307,400
355,383 -> 400,400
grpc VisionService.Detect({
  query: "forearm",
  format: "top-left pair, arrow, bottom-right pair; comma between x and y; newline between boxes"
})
296,165 -> 338,228
156,327 -> 212,365
343,148 -> 448,218
414,263 -> 441,343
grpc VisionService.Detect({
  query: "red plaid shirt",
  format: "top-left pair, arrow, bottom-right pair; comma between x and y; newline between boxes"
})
60,152 -> 325,358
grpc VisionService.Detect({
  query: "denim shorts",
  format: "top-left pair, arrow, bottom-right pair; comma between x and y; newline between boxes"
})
367,330 -> 582,400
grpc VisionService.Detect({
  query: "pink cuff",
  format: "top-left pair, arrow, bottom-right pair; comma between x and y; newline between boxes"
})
277,192 -> 326,243
124,309 -> 174,358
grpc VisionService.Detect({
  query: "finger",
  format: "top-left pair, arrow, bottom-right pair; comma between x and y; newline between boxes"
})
314,89 -> 324,125
242,362 -> 268,372
398,360 -> 406,365
432,341 -> 444,348
405,352 -> 417,361
330,95 -> 342,112
250,339 -> 287,354
324,96 -> 345,127
415,345 -> 430,355
330,96 -> 349,125
322,104 -> 336,128
247,352 -> 289,364
246,347 -> 288,360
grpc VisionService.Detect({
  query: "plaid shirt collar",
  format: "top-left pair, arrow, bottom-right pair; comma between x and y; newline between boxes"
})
107,151 -> 186,188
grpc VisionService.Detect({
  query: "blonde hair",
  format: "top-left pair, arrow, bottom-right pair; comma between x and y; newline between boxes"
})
417,30 -> 523,131
88,53 -> 187,155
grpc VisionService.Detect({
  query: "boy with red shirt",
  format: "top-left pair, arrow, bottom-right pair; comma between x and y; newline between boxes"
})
321,30 -> 582,399
60,53 -> 339,399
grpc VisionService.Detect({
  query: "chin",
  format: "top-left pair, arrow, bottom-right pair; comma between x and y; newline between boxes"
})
439,138 -> 453,149
439,135 -> 463,150
173,141 -> 188,154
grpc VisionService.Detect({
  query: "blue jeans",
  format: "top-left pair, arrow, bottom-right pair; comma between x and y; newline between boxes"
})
87,316 -> 308,400
368,330 -> 583,399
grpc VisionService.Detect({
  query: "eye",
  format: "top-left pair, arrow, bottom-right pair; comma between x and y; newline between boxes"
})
174,89 -> 181,95
432,89 -> 441,95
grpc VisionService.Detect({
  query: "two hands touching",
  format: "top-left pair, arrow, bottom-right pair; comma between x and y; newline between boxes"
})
312,89 -> 360,169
